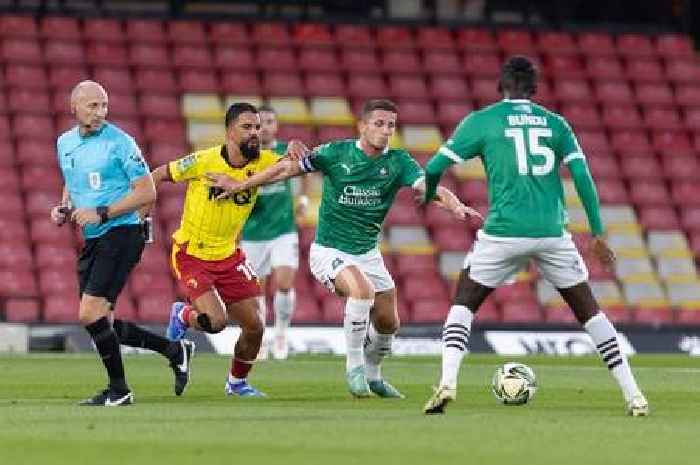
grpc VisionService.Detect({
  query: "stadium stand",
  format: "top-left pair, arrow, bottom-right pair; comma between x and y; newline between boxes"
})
1,14 -> 699,325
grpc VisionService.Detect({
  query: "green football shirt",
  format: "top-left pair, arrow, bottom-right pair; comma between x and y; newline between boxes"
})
300,139 -> 424,255
241,140 -> 296,241
439,99 -> 584,238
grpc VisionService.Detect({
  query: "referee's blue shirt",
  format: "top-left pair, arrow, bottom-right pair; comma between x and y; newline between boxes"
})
57,122 -> 150,239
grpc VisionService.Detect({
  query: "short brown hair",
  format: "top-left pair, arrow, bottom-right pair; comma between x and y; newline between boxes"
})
360,99 -> 398,120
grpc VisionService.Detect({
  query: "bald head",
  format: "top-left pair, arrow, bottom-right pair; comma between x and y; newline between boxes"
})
71,80 -> 108,135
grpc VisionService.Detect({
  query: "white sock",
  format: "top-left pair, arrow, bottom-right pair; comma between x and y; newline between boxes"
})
344,297 -> 372,372
274,289 -> 295,336
584,313 -> 641,403
364,323 -> 394,381
440,305 -> 474,389
256,296 -> 267,327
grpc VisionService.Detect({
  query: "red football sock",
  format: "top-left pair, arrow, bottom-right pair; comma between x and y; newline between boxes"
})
230,358 -> 254,379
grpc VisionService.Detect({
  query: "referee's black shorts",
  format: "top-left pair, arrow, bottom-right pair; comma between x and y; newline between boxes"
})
78,225 -> 145,305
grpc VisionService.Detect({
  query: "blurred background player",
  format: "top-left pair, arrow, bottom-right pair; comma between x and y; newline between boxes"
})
421,57 -> 648,416
150,103 -> 281,397
240,104 -> 309,360
207,99 -> 479,399
53,81 -> 194,406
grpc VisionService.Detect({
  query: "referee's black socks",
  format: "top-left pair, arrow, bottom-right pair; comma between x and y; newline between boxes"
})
113,319 -> 181,361
85,317 -> 129,394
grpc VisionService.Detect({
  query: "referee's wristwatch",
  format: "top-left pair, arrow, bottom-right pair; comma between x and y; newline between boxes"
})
96,206 -> 110,224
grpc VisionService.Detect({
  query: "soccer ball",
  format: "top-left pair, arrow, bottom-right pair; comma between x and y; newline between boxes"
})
491,362 -> 537,405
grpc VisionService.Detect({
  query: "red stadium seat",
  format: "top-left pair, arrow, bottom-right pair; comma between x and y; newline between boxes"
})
220,72 -> 260,94
93,67 -> 133,92
638,206 -> 680,230
690,231 -> 700,257
317,126 -> 356,141
611,130 -> 652,156
585,56 -> 624,80
497,30 -> 535,54
411,298 -> 450,323
0,169 -> 21,193
616,33 -> 655,57
656,34 -> 695,59
208,23 -> 248,45
304,73 -> 345,96
456,28 -> 497,52
178,69 -> 219,93
339,49 -> 380,72
298,48 -> 338,72
376,26 -> 415,49
0,218 -> 28,242
561,103 -> 601,130
594,81 -> 633,103
277,125 -> 316,145
492,282 -> 536,305
681,207 -> 700,232
430,76 -> 470,100
262,73 -> 304,97
402,275 -> 448,301
320,294 -> 344,323
1,38 -> 42,63
39,269 -> 78,295
256,47 -> 297,72
423,50 -> 462,74
0,15 -> 38,37
0,243 -> 33,269
661,155 -> 698,180
396,100 -> 436,125
394,254 -> 438,277
585,154 -> 620,179
113,294 -> 138,321
0,271 -> 37,298
628,181 -> 671,207
500,303 -> 543,323
172,45 -> 213,68
26,189 -> 63,218
134,246 -> 170,273
634,308 -> 673,325
347,74 -> 388,99
4,298 -> 40,322
5,64 -> 47,89
39,16 -> 80,39
30,218 -> 75,246
139,94 -> 178,118
574,130 -> 610,153
635,83 -> 674,106
626,59 -> 664,83
472,301 -> 501,324
134,68 -> 177,93
671,181 -> 700,206
652,130 -> 693,156
619,155 -> 661,180
87,43 -> 128,66
335,25 -> 374,49
144,119 -> 185,144
578,32 -> 616,56
102,92 -> 137,118
665,59 -> 700,84
463,52 -> 501,77
167,20 -> 207,44
596,179 -> 629,203
214,46 -> 254,70
129,43 -> 170,68
537,31 -> 578,54
676,310 -> 700,325
389,75 -> 428,100
642,107 -> 682,130
382,50 -> 421,74
683,108 -> 700,130
544,54 -> 583,79
471,78 -> 501,105
252,22 -> 290,45
554,79 -> 592,103
15,139 -> 56,166
13,114 -> 54,139
44,294 -> 80,323
148,142 -> 188,166
125,19 -> 166,43
416,27 -> 455,50
48,66 -> 90,89
543,305 -> 579,324
8,87 -> 50,114
83,18 -> 124,42
292,296 -> 322,323
293,23 -> 334,47
44,41 -> 84,64
130,272 -> 174,298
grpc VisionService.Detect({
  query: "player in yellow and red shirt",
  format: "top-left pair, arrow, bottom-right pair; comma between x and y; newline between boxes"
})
150,103 -> 279,397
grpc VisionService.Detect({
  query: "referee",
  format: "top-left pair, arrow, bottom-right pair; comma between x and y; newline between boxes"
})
52,81 -> 194,406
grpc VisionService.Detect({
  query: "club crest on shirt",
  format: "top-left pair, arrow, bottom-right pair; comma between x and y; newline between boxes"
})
177,154 -> 197,171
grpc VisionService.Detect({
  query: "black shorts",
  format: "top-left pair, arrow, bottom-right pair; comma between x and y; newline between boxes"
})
78,225 -> 145,305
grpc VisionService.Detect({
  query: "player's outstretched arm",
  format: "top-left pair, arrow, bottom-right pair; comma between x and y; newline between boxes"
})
422,151 -> 455,204
206,158 -> 303,197
568,158 -> 615,268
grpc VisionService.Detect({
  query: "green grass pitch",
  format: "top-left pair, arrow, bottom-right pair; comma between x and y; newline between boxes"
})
1,353 -> 698,465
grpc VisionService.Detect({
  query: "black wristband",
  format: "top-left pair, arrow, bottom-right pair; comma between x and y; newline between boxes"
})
96,206 -> 109,224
